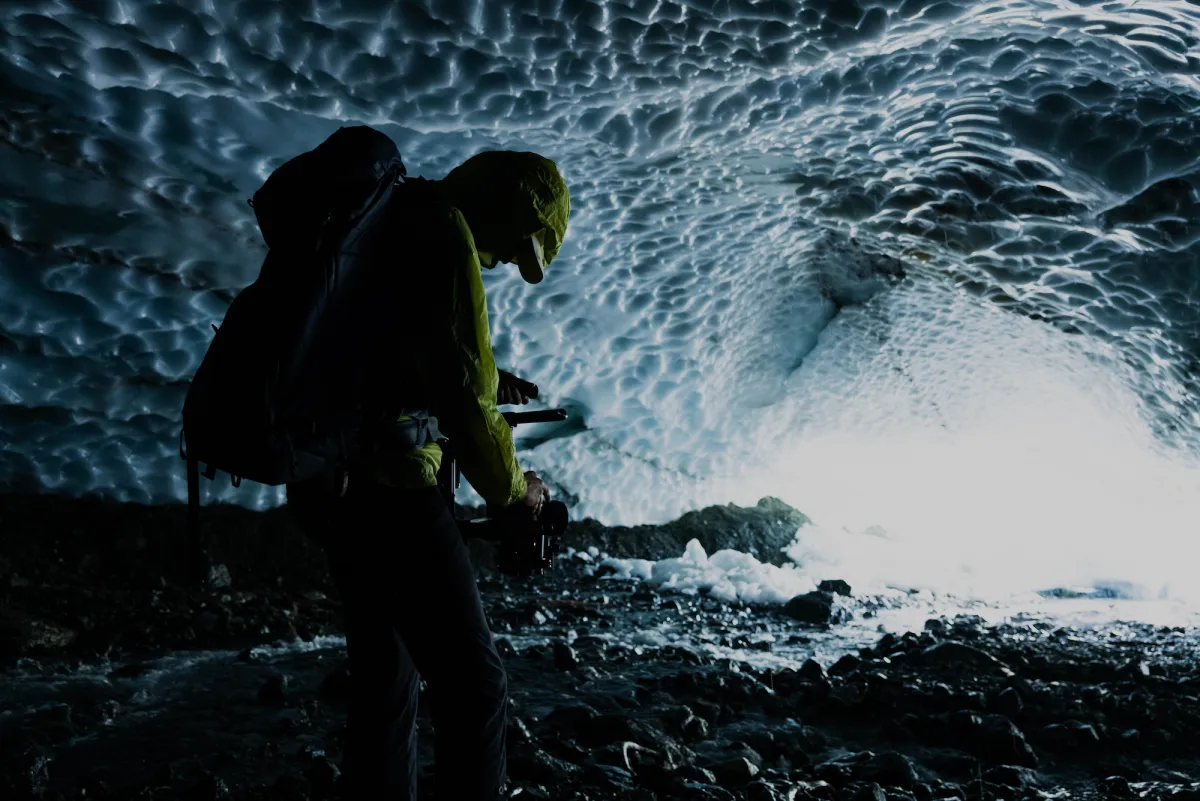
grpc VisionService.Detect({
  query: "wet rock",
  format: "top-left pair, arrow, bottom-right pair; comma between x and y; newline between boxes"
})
679,765 -> 719,784
864,751 -> 920,787
816,751 -> 918,789
829,654 -> 861,676
8,745 -> 53,797
799,658 -> 829,681
0,609 -> 77,660
818,579 -> 852,596
108,661 -> 150,679
1099,775 -> 1134,797
553,641 -> 580,670
920,642 -> 1010,673
1036,720 -> 1101,751
543,702 -> 600,735
593,740 -> 659,774
258,673 -> 290,704
95,699 -> 121,724
194,770 -> 234,800
919,712 -> 1037,767
207,563 -> 232,589
582,761 -> 637,790
991,687 -> 1023,718
791,780 -> 837,799
673,780 -> 737,800
711,755 -> 760,787
507,748 -> 583,784
785,592 -> 852,625
851,783 -> 887,801
983,765 -> 1039,789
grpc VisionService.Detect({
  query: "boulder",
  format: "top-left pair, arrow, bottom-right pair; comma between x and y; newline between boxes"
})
817,579 -> 852,596
561,497 -> 810,565
784,592 -> 852,625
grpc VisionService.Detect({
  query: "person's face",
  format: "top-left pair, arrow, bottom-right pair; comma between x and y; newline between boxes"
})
480,232 -> 543,283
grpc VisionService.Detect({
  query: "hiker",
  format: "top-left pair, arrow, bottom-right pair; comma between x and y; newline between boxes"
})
287,150 -> 570,801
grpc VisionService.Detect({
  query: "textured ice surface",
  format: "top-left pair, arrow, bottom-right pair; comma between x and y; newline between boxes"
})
2,0 -> 1200,594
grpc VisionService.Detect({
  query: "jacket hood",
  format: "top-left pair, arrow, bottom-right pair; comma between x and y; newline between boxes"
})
442,151 -> 570,280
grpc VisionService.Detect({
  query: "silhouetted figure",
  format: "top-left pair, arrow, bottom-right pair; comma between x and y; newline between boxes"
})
288,150 -> 570,801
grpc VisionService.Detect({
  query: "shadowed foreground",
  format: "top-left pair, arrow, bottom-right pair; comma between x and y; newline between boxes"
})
2,493 -> 1199,801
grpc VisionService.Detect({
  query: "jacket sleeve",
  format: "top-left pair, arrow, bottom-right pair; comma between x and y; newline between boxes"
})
431,209 -> 528,508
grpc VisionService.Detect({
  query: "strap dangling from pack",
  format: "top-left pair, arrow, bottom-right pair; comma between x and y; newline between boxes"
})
186,456 -> 204,585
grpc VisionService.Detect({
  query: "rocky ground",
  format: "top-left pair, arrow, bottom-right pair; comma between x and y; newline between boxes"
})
2,492 -> 1199,800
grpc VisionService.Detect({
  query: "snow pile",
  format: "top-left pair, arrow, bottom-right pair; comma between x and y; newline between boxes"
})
600,539 -> 817,605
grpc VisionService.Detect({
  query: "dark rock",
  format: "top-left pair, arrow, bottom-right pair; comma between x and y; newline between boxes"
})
680,711 -> 710,741
1036,720 -> 1101,751
553,641 -> 580,670
817,751 -> 918,789
561,497 -> 810,565
108,661 -> 149,679
785,592 -> 852,625
729,742 -> 764,768
678,765 -> 719,784
791,780 -> 837,799
1096,776 -> 1134,797
829,654 -> 862,676
920,642 -> 1010,673
852,783 -> 887,801
864,751 -> 919,787
544,703 -> 600,735
711,755 -> 760,786
818,579 -> 853,596
921,712 -> 1037,767
983,765 -> 1039,789
10,745 -> 54,797
583,761 -> 636,789
799,658 -> 829,681
507,748 -> 583,783
207,563 -> 232,589
743,780 -> 783,800
913,784 -> 936,801
991,687 -> 1023,718
673,780 -> 737,800
235,647 -> 261,663
258,674 -> 289,704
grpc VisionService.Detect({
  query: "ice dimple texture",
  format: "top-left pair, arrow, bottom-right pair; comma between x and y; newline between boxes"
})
1,0 -> 1199,521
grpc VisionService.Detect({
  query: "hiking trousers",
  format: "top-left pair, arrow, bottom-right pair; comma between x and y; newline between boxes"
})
288,481 -> 508,801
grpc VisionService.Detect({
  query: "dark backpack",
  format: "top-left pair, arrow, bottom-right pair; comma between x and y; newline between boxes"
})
180,125 -> 415,580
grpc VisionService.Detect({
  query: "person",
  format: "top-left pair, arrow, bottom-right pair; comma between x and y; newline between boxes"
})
286,150 -> 570,800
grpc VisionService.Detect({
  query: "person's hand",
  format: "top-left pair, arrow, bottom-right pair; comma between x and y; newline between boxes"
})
498,369 -> 534,406
521,470 -> 551,517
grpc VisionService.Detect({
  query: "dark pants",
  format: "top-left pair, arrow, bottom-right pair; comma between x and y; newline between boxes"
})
288,481 -> 508,800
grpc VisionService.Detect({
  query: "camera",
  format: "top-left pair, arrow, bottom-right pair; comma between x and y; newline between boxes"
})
459,501 -> 568,576
438,405 -> 571,577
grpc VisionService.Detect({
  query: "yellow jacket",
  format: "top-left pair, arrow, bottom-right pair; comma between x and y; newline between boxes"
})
371,153 -> 570,508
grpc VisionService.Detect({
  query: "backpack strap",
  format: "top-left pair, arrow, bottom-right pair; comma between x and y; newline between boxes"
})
186,455 -> 204,585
